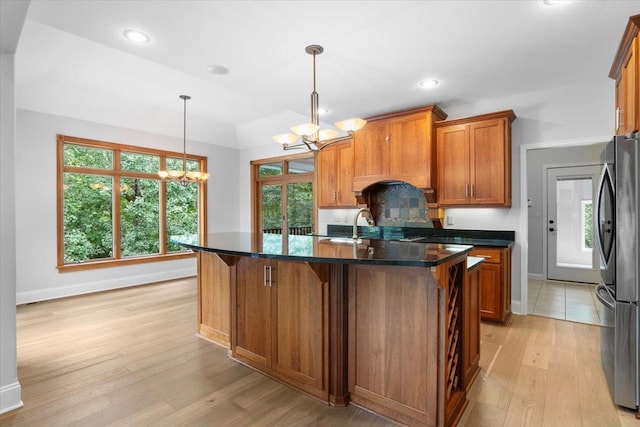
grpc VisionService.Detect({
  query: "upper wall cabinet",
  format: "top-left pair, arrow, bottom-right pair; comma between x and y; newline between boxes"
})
436,110 -> 516,207
352,105 -> 447,203
317,141 -> 357,208
610,15 -> 640,136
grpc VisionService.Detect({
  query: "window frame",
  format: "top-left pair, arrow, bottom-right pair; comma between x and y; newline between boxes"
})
56,134 -> 208,272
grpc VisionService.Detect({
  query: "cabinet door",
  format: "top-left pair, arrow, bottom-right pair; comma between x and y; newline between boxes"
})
618,37 -> 638,135
272,261 -> 328,398
437,124 -> 469,205
353,120 -> 388,179
234,257 -> 272,369
388,113 -> 428,180
317,145 -> 339,207
336,142 -> 357,206
469,118 -> 507,205
478,263 -> 502,321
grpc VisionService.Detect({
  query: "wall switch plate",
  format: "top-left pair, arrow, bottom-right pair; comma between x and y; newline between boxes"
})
446,215 -> 454,225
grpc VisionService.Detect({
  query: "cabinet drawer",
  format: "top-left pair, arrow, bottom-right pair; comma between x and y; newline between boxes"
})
470,247 -> 502,264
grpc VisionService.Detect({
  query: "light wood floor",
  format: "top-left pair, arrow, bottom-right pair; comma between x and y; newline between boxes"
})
1,278 -> 637,427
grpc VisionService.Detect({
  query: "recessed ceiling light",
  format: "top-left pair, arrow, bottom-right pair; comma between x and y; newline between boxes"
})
419,79 -> 439,89
123,29 -> 150,44
207,64 -> 230,75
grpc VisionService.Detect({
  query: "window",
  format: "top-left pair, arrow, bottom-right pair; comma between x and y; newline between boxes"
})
251,153 -> 315,252
581,199 -> 593,251
57,135 -> 208,271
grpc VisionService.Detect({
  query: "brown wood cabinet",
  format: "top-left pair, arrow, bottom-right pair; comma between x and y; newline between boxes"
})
436,110 -> 515,207
232,257 -> 330,400
610,15 -> 640,136
463,260 -> 481,392
197,251 -> 232,348
317,141 -> 357,207
352,105 -> 447,201
470,246 -> 512,323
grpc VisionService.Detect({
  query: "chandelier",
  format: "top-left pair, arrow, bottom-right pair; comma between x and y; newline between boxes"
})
273,45 -> 366,151
158,95 -> 209,182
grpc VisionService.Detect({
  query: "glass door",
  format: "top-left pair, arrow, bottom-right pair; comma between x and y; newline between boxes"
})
254,155 -> 314,254
547,165 -> 601,283
260,182 -> 284,254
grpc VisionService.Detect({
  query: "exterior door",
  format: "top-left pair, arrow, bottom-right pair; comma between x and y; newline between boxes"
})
547,165 -> 601,283
255,156 -> 314,253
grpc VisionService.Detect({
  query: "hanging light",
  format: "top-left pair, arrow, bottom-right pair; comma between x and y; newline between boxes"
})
158,95 -> 209,182
273,45 -> 366,151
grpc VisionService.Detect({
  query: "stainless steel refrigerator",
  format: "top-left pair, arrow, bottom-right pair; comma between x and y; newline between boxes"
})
596,132 -> 639,411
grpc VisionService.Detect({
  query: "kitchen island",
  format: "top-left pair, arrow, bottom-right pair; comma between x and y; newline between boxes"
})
176,232 -> 477,427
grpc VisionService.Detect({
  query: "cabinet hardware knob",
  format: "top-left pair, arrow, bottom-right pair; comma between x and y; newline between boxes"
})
385,136 -> 390,144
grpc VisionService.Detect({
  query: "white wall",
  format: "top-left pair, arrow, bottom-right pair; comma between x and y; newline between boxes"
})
526,143 -> 607,277
14,109 -> 240,303
0,53 -> 22,414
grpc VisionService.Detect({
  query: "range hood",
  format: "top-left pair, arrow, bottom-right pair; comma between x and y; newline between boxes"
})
350,104 -> 446,208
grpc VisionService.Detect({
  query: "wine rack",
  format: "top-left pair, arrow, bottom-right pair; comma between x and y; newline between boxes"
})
445,262 -> 464,403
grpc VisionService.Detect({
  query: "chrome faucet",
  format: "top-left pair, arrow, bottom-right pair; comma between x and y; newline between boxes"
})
353,208 -> 375,239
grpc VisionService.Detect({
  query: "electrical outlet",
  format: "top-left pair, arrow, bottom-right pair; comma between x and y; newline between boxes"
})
446,215 -> 454,225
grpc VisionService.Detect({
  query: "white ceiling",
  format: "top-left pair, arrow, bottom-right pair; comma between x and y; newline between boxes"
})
13,0 -> 640,149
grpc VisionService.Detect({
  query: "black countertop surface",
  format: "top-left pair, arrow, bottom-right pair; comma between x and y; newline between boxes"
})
174,232 -> 473,267
327,225 -> 515,248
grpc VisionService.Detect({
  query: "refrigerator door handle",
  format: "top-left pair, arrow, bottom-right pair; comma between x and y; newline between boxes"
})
596,162 -> 615,267
595,283 -> 615,310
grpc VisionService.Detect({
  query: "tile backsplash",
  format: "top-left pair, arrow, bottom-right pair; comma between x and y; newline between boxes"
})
371,183 -> 433,228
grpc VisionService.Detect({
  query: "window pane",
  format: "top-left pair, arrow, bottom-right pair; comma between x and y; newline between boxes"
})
64,144 -> 113,169
121,152 -> 160,173
262,184 -> 282,233
556,178 -> 593,268
166,181 -> 198,252
287,182 -> 313,236
259,162 -> 283,177
120,178 -> 160,257
167,157 -> 199,172
288,158 -> 314,174
63,173 -> 113,262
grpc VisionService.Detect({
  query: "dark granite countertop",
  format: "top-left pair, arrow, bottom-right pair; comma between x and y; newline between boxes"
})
173,232 -> 472,267
326,225 -> 515,248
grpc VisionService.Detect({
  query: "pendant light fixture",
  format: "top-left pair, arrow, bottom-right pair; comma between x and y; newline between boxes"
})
273,45 -> 366,151
158,95 -> 209,182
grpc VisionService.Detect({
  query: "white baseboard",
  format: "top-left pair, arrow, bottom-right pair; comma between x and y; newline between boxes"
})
16,268 -> 196,304
511,300 -> 523,315
528,273 -> 544,281
0,381 -> 23,415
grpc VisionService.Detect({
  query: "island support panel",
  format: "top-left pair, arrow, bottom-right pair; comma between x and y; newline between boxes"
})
347,254 -> 468,427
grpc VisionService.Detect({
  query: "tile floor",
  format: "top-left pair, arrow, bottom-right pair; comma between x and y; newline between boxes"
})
528,278 -> 603,325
